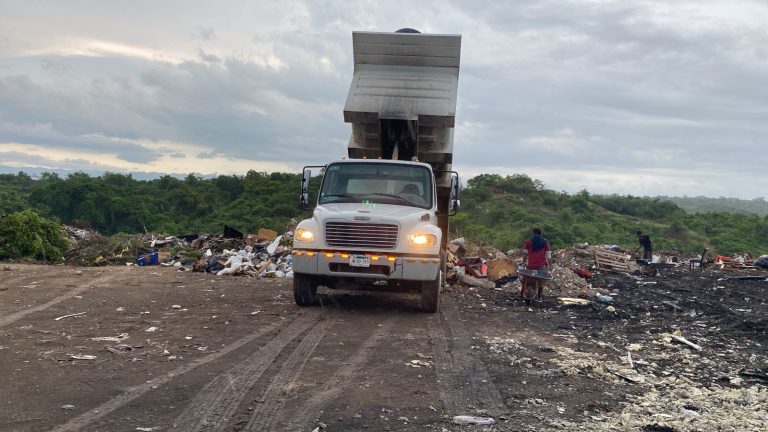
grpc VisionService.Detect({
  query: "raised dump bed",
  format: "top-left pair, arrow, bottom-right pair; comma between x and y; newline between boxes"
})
343,30 -> 461,176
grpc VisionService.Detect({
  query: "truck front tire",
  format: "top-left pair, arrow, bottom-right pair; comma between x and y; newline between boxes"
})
420,252 -> 446,313
420,269 -> 441,313
294,273 -> 318,306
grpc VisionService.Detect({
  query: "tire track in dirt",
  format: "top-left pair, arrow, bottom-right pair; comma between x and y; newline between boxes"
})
0,273 -> 117,329
0,266 -> 74,290
169,310 -> 323,432
277,315 -> 396,432
242,319 -> 335,431
48,318 -> 287,432
429,297 -> 507,416
0,274 -> 41,291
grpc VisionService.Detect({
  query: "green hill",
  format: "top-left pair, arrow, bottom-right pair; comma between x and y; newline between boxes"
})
2,171 -> 767,257
659,196 -> 768,217
453,174 -> 767,255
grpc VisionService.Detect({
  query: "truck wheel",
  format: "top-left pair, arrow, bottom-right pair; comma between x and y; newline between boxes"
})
439,251 -> 447,293
294,273 -> 318,306
420,269 -> 441,313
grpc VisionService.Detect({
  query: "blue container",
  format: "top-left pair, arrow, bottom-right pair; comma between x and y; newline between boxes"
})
137,256 -> 147,266
149,252 -> 159,265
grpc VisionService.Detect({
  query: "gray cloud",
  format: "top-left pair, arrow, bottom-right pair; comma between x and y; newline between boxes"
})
0,0 -> 766,198
197,49 -> 221,63
196,151 -> 219,159
40,58 -> 70,74
193,25 -> 216,41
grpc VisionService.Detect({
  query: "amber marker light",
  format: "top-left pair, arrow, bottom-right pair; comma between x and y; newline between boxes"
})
341,253 -> 349,259
370,255 -> 379,261
325,252 -> 334,258
306,251 -> 315,257
387,256 -> 396,262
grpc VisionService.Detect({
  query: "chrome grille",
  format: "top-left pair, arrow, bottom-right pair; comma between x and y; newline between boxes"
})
325,222 -> 399,249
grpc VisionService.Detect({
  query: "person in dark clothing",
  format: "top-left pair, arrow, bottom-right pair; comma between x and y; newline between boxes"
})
636,231 -> 654,259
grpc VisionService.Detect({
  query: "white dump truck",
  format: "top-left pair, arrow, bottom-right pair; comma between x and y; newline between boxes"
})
291,28 -> 461,312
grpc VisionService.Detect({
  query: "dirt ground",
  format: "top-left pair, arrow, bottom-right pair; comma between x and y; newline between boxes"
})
0,263 -> 766,432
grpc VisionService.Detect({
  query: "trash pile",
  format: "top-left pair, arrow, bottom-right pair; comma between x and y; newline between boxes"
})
64,228 -> 150,266
63,225 -> 295,278
446,238 -> 767,303
63,226 -> 766,284
189,229 -> 294,278
447,237 -> 599,299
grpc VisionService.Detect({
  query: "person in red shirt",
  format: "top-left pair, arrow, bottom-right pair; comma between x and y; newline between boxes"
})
523,227 -> 550,270
521,228 -> 551,303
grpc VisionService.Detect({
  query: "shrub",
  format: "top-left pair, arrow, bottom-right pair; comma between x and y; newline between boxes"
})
0,210 -> 68,261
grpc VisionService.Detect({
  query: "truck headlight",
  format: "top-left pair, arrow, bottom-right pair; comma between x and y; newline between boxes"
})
408,233 -> 437,247
295,228 -> 314,242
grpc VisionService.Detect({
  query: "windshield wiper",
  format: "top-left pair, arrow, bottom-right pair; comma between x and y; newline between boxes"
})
367,193 -> 412,204
321,193 -> 357,203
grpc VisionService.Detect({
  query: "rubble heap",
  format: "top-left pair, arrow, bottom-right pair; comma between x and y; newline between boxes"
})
63,225 -> 295,278
447,240 -> 767,302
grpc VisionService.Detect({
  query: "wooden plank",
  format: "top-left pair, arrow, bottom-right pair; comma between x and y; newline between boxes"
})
595,249 -> 632,273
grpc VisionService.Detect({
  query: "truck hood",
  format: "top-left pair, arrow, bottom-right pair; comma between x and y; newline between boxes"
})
315,203 -> 430,223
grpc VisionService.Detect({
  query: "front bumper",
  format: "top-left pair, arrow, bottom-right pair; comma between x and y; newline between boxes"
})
291,250 -> 439,281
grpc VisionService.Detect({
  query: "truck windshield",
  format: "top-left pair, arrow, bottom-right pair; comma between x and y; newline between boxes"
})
319,162 -> 433,209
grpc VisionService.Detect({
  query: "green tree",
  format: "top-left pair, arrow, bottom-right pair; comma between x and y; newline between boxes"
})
0,210 -> 68,261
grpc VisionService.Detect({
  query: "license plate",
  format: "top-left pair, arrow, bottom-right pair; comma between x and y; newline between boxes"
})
349,254 -> 370,268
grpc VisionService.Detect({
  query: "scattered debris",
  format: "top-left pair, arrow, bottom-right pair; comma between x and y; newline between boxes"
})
69,354 -> 97,360
54,312 -> 86,321
90,333 -> 129,342
452,415 -> 496,425
486,258 -> 517,280
558,297 -> 591,305
670,330 -> 703,351
594,249 -> 635,272
458,273 -> 495,289
595,294 -> 614,303
406,359 -> 433,368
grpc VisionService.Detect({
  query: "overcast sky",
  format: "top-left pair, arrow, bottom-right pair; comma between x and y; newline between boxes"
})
1,0 -> 766,198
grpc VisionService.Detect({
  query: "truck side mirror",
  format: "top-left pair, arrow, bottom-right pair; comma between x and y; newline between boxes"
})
299,165 -> 326,209
300,168 -> 311,208
449,173 -> 461,215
